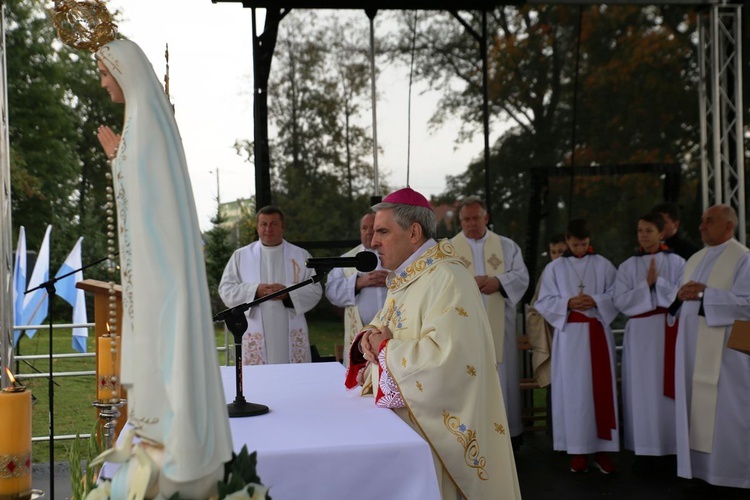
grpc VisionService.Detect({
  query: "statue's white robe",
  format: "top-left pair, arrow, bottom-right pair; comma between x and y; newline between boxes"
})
98,39 -> 232,497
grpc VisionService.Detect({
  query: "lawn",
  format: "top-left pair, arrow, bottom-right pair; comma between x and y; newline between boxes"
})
15,320 -> 343,463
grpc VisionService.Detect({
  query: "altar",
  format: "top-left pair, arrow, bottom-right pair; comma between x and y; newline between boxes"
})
221,362 -> 441,500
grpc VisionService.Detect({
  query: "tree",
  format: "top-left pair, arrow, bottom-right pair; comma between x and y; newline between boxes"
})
8,0 -> 81,249
236,11 -> 382,245
8,0 -> 122,278
203,205 -> 235,314
392,6 -> 701,275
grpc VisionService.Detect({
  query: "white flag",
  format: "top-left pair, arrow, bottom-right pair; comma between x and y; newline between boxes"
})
55,237 -> 88,352
22,225 -> 51,337
12,226 -> 27,346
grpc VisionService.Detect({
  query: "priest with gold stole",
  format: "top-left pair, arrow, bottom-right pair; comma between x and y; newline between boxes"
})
673,204 -> 750,489
450,196 -> 529,444
345,188 -> 521,500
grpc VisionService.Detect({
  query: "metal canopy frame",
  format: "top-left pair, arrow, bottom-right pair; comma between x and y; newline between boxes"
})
210,1 -> 744,248
698,4 -> 745,244
213,0 -> 501,213
0,0 -> 743,379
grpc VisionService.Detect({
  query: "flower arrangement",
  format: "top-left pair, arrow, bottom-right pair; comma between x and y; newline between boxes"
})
69,431 -> 270,500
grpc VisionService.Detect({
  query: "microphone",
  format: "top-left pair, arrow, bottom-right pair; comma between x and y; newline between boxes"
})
305,251 -> 378,272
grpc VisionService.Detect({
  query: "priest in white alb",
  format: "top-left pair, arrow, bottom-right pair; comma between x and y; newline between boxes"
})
219,206 -> 322,364
346,187 -> 521,500
673,204 -> 750,489
325,211 -> 388,367
449,196 -> 529,443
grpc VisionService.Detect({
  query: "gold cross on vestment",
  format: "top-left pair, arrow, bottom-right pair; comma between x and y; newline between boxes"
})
488,254 -> 502,270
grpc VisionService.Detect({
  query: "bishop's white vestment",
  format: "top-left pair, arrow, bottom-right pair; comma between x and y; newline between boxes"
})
346,240 -> 521,500
324,245 -> 387,367
614,250 -> 684,456
674,239 -> 750,488
535,253 -> 620,454
450,231 -> 529,437
219,240 -> 322,364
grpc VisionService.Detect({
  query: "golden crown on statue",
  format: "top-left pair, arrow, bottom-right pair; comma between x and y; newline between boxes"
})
53,0 -> 117,52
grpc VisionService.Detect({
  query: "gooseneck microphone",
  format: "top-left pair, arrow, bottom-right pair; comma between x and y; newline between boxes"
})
305,251 -> 378,272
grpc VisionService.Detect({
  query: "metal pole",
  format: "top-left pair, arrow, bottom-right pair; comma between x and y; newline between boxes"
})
698,13 -> 710,211
366,9 -> 380,196
0,2 -> 14,388
710,7 -> 722,205
733,6 -> 745,244
481,10 -> 491,220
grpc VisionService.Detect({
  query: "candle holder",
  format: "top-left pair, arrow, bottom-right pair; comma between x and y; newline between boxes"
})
91,399 -> 127,450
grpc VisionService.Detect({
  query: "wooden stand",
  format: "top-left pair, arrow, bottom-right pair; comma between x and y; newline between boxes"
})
76,279 -> 127,440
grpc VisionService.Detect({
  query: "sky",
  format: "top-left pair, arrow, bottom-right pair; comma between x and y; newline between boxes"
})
107,1 -> 484,230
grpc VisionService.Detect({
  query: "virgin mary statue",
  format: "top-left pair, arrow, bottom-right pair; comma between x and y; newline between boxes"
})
95,39 -> 233,498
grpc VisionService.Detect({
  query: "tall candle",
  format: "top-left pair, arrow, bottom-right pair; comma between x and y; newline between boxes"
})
0,381 -> 32,500
97,335 -> 120,401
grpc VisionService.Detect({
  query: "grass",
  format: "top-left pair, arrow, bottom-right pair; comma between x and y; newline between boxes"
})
17,320 -> 343,464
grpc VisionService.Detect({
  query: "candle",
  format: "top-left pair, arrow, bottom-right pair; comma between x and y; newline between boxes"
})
97,333 -> 121,402
0,370 -> 32,500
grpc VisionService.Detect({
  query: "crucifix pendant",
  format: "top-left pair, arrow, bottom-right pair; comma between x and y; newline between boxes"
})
578,282 -> 585,294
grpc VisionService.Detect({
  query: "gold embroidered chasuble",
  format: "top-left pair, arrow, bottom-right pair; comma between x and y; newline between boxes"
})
450,231 -> 507,362
366,240 -> 521,499
526,276 -> 553,387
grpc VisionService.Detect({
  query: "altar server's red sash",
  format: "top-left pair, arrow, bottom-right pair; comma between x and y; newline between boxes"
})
567,311 -> 616,440
632,307 -> 678,399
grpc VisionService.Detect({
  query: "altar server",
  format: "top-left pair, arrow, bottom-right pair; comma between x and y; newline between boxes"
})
615,212 -> 684,460
535,219 -> 620,474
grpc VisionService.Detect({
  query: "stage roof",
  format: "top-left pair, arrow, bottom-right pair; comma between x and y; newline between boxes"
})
212,0 -> 720,9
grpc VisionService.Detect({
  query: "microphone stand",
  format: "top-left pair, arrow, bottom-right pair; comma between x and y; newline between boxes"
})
213,269 -> 329,418
24,254 -> 114,498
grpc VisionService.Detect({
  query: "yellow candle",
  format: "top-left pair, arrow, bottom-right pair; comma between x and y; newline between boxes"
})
0,385 -> 32,500
97,335 -> 120,401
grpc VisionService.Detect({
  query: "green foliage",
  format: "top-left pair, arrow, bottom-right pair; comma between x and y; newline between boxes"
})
8,0 -> 123,279
393,6 -> 701,278
204,204 -> 237,314
68,424 -> 103,500
217,446 -> 270,499
259,12 -> 384,243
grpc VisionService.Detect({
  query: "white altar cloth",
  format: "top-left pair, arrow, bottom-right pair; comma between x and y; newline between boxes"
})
221,362 -> 441,500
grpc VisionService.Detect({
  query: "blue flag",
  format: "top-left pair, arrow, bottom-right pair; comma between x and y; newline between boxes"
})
23,225 -> 51,337
12,226 -> 27,346
55,237 -> 88,352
